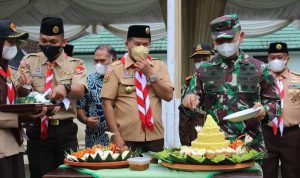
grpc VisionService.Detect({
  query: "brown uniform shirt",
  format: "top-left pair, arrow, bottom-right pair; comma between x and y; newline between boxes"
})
273,69 -> 300,127
16,51 -> 87,120
101,54 -> 173,142
0,72 -> 23,158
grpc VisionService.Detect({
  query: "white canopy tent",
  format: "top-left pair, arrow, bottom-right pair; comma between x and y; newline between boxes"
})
2,0 -> 300,147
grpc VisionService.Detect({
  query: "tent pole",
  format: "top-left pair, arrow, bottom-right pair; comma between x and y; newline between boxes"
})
163,0 -> 181,148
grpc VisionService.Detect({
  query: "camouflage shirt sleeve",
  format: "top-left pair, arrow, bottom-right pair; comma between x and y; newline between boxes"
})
260,63 -> 281,121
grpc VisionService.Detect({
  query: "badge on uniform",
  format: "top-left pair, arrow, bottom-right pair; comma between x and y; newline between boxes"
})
123,70 -> 133,78
31,73 -> 44,78
35,67 -> 41,72
75,64 -> 85,74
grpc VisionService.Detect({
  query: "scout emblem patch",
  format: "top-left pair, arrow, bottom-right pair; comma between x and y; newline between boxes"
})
75,64 -> 85,74
145,27 -> 150,34
276,44 -> 282,50
53,26 -> 59,34
35,67 -> 41,72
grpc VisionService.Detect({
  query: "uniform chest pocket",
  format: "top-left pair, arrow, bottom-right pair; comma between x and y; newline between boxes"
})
118,77 -> 136,97
205,91 -> 227,110
32,77 -> 45,93
237,87 -> 259,108
32,77 -> 44,87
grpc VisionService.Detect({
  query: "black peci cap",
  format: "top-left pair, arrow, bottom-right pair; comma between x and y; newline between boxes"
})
268,42 -> 288,54
127,25 -> 151,39
40,17 -> 64,36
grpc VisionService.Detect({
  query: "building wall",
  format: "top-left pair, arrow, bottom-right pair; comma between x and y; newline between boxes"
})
246,51 -> 300,73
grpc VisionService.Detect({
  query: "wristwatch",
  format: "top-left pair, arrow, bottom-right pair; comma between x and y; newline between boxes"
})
149,75 -> 157,83
64,84 -> 71,94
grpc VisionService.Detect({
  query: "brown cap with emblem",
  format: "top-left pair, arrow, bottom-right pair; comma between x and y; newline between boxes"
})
190,43 -> 213,58
40,17 -> 64,36
268,42 -> 288,54
127,25 -> 151,40
0,20 -> 28,39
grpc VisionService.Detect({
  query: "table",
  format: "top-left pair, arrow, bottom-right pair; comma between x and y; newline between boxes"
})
43,164 -> 262,178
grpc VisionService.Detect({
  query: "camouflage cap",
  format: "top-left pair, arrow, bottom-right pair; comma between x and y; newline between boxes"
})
210,14 -> 240,40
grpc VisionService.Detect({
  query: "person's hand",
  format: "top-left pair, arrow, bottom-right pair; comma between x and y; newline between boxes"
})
85,116 -> 99,128
182,94 -> 200,111
18,72 -> 32,86
18,107 -> 48,123
46,106 -> 60,116
252,102 -> 266,121
134,58 -> 154,78
49,85 -> 67,102
113,134 -> 125,149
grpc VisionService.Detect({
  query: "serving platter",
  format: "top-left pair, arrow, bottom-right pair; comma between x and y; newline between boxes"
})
64,159 -> 129,170
160,161 -> 255,171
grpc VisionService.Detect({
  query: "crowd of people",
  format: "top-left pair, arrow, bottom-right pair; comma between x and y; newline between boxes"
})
0,13 -> 299,178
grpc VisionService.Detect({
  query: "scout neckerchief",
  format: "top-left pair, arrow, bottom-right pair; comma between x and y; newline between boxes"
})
40,62 -> 55,140
272,71 -> 288,136
120,55 -> 154,131
0,66 -> 23,145
0,66 -> 15,104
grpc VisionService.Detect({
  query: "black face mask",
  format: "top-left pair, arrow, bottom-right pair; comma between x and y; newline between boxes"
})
39,45 -> 62,61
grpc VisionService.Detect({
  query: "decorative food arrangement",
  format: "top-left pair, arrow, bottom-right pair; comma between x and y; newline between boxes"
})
65,132 -> 134,163
148,115 -> 265,165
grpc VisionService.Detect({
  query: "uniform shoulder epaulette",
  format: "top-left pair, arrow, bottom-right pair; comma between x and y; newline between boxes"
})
68,56 -> 83,63
185,75 -> 193,81
151,57 -> 160,60
111,60 -> 122,67
290,71 -> 300,76
23,53 -> 40,59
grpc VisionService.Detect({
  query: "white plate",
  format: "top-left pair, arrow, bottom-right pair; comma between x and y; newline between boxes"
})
223,107 -> 262,122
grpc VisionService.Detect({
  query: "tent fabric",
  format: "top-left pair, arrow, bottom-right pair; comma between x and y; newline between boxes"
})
1,0 -> 163,25
1,0 -> 300,41
226,0 -> 300,20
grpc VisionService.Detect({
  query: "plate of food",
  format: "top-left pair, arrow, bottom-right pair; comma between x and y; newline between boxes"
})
64,132 -> 143,169
0,91 -> 64,113
147,115 -> 265,171
223,107 -> 262,122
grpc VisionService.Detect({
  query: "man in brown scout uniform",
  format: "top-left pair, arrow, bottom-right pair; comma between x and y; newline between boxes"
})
16,17 -> 87,178
179,43 -> 213,146
101,25 -> 174,152
262,42 -> 300,178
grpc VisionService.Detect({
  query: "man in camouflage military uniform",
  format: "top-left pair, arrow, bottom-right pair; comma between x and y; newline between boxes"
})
179,43 -> 213,145
262,42 -> 300,178
182,14 -> 280,151
16,17 -> 87,178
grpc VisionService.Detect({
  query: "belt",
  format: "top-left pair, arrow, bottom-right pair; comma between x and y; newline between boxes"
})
262,124 -> 300,132
49,119 -> 73,126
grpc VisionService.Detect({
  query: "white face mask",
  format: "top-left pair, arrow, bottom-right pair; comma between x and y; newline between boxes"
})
268,59 -> 286,72
96,63 -> 108,75
195,62 -> 202,69
2,45 -> 18,61
215,40 -> 239,58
